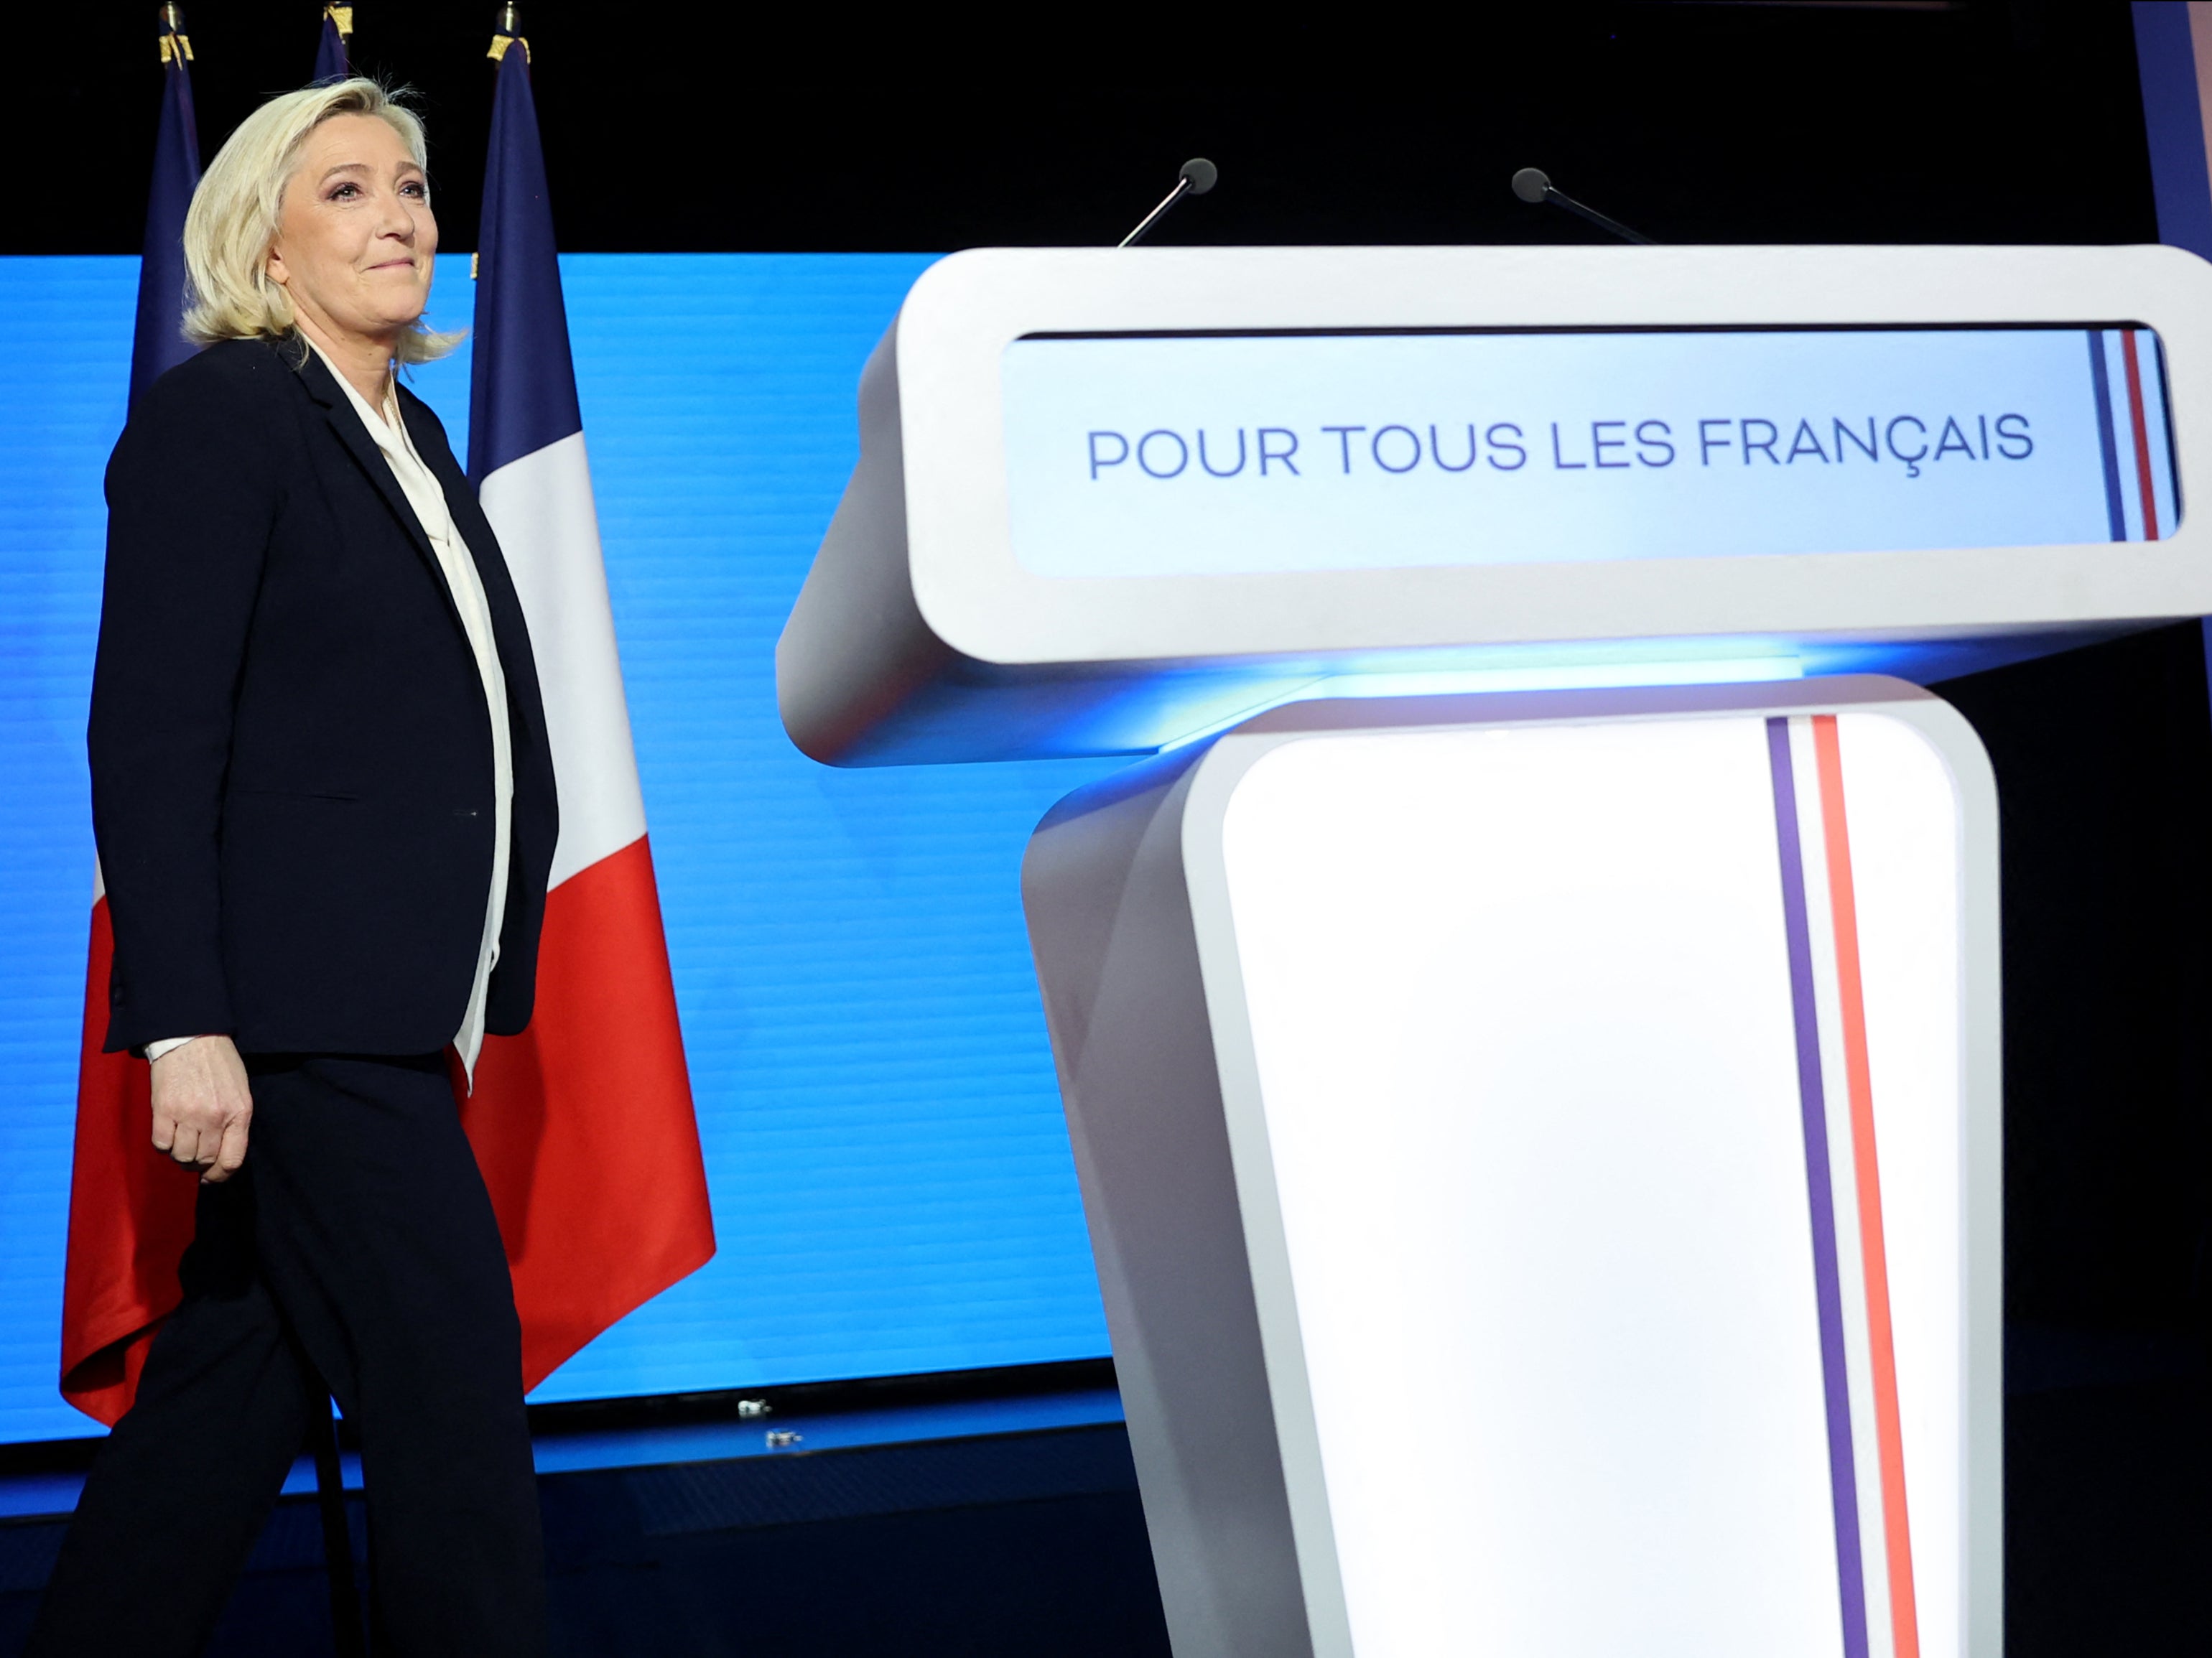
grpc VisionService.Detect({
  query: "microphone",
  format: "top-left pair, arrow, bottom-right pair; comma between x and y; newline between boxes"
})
1120,158 -> 1219,248
1510,167 -> 1655,246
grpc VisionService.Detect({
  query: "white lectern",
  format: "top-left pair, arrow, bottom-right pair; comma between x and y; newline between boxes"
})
777,244 -> 2212,1658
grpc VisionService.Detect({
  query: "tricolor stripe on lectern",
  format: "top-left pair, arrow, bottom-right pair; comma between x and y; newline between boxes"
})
1767,714 -> 1921,1658
2087,327 -> 2175,543
464,32 -> 715,1391
61,9 -> 206,1424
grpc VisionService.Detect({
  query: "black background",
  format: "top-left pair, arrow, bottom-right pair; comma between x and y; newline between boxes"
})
14,1 -> 2162,253
11,1 -> 2212,1641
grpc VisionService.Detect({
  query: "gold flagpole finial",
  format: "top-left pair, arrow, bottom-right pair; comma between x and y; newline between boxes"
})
325,4 -> 354,40
157,3 -> 195,63
488,4 -> 528,63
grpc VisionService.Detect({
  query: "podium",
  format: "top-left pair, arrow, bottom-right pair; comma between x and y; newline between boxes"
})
779,245 -> 2212,1657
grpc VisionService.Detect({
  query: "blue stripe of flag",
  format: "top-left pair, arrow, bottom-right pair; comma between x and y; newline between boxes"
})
313,13 -> 349,85
468,42 -> 584,482
128,26 -> 201,412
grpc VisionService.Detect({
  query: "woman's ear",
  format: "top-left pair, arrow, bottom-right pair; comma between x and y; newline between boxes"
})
265,243 -> 289,289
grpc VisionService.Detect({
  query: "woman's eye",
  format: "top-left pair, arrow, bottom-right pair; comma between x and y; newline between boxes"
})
401,182 -> 427,200
328,182 -> 359,200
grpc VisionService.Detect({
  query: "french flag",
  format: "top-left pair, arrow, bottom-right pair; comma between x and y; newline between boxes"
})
465,32 -> 715,1389
61,6 -> 205,1423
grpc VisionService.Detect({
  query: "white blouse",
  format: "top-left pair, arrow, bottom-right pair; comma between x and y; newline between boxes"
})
327,348 -> 514,1082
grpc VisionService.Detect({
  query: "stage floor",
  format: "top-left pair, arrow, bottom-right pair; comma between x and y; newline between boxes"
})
0,1423 -> 1170,1657
0,1366 -> 2203,1655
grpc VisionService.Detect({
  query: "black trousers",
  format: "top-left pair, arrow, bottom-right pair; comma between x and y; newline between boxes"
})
28,1053 -> 547,1657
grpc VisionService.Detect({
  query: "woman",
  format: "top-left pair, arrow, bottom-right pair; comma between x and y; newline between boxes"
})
32,79 -> 557,1656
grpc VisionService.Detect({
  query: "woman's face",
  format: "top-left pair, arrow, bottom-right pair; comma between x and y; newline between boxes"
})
266,113 -> 437,345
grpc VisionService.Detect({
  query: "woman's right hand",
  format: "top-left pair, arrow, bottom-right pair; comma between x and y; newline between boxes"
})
150,1035 -> 253,1183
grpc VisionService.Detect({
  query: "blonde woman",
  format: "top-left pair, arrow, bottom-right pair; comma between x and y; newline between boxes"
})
33,80 -> 555,1656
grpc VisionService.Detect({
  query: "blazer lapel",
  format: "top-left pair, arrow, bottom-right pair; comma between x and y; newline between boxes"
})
292,348 -> 468,636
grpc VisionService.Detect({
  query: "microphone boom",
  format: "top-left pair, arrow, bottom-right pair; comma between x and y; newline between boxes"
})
1120,158 -> 1219,248
1510,167 -> 1655,246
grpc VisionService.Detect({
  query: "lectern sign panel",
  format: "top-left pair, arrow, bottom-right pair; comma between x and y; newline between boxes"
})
1003,326 -> 2177,577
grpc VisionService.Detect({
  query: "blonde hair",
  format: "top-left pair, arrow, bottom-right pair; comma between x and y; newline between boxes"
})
181,78 -> 460,363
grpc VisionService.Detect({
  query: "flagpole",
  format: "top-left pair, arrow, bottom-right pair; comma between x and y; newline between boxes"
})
300,19 -> 366,1656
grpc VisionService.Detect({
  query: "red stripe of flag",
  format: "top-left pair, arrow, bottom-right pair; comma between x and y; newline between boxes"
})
2121,330 -> 2160,541
463,838 -> 712,1389
61,900 -> 198,1423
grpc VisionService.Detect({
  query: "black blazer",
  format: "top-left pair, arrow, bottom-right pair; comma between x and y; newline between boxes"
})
90,337 -> 559,1056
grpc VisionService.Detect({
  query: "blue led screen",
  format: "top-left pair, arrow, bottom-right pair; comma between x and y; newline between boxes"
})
0,253 -> 1118,1443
